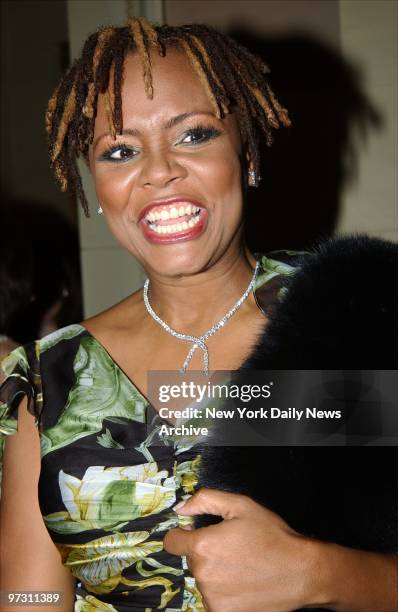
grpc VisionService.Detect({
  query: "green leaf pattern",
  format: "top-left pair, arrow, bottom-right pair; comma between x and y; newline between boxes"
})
40,337 -> 146,457
254,255 -> 295,290
38,323 -> 85,353
0,254 -> 303,610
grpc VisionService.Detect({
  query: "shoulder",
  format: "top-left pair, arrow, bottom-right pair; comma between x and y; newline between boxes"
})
254,249 -> 308,316
256,233 -> 398,304
36,323 -> 87,355
0,339 -> 19,366
247,234 -> 398,369
0,324 -> 85,433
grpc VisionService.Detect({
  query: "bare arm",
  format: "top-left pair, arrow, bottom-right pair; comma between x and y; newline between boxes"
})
0,398 -> 76,611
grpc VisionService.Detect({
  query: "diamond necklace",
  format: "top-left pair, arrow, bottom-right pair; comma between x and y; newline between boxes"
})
143,260 -> 260,375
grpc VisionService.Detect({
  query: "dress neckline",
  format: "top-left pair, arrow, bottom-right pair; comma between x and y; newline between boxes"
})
75,324 -> 212,428
75,252 -> 296,407
76,323 -> 151,406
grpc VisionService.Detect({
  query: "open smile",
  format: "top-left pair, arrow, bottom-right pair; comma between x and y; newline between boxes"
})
139,198 -> 208,243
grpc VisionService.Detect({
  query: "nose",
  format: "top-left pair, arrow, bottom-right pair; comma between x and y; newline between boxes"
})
139,148 -> 187,189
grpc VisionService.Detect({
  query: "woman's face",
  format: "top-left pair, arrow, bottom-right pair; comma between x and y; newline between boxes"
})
89,47 -> 245,278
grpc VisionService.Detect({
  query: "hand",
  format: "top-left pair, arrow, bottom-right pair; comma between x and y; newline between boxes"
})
163,488 -> 322,612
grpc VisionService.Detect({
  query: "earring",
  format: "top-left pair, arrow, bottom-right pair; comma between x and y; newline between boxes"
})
248,168 -> 261,187
97,205 -> 103,215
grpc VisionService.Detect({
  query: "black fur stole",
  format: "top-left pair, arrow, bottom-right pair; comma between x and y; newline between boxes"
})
196,236 -> 398,564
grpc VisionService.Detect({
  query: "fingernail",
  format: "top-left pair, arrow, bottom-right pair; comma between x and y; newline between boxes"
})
173,501 -> 186,512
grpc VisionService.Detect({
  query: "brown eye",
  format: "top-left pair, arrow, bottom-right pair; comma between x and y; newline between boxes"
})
179,126 -> 221,145
99,144 -> 138,162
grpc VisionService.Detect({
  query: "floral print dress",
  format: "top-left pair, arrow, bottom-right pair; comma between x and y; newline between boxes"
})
0,254 -> 297,612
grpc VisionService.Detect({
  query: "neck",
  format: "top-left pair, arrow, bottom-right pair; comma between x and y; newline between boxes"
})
144,245 -> 258,333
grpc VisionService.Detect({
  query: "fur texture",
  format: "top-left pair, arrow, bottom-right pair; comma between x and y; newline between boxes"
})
196,236 -> 398,567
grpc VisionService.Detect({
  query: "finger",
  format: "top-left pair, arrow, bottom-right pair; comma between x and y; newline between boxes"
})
163,526 -> 197,556
173,487 -> 249,519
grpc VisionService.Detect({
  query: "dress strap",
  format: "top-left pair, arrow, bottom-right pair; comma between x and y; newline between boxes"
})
0,340 -> 43,438
253,250 -> 308,316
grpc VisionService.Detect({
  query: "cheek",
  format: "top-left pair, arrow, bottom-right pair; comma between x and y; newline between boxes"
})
91,167 -> 138,251
200,149 -> 244,214
193,144 -> 242,194
93,166 -> 136,211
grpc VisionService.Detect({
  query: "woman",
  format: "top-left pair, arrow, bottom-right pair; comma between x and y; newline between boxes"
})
0,18 -> 396,612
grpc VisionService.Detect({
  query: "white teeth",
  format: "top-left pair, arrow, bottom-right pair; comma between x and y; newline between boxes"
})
146,202 -> 203,234
151,213 -> 201,235
145,203 -> 203,223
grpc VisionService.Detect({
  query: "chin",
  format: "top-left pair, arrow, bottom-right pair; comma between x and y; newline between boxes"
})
140,243 -> 213,279
152,255 -> 207,278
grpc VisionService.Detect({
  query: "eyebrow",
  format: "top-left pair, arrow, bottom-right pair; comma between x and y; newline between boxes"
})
93,111 -> 216,149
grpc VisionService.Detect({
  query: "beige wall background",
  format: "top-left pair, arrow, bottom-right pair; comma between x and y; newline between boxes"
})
166,0 -> 341,46
58,1 -> 398,314
338,0 -> 397,242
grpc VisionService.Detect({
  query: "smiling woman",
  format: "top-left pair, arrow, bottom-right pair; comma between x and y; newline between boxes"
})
46,20 -> 289,216
88,49 -> 248,277
0,15 -> 397,612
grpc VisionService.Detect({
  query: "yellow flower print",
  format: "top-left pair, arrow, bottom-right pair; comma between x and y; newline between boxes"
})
44,463 -> 176,534
74,594 -> 118,611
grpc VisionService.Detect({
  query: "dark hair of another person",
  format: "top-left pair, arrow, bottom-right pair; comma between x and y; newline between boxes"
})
0,205 -> 82,344
45,17 -> 291,216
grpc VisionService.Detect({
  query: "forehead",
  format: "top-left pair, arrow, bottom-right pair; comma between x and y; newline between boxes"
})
118,47 -> 213,122
92,45 -> 241,149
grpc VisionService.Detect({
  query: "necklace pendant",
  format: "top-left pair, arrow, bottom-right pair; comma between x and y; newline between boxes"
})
143,260 -> 260,375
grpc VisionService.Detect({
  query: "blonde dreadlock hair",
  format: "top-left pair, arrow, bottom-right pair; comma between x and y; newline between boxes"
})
46,17 -> 291,217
